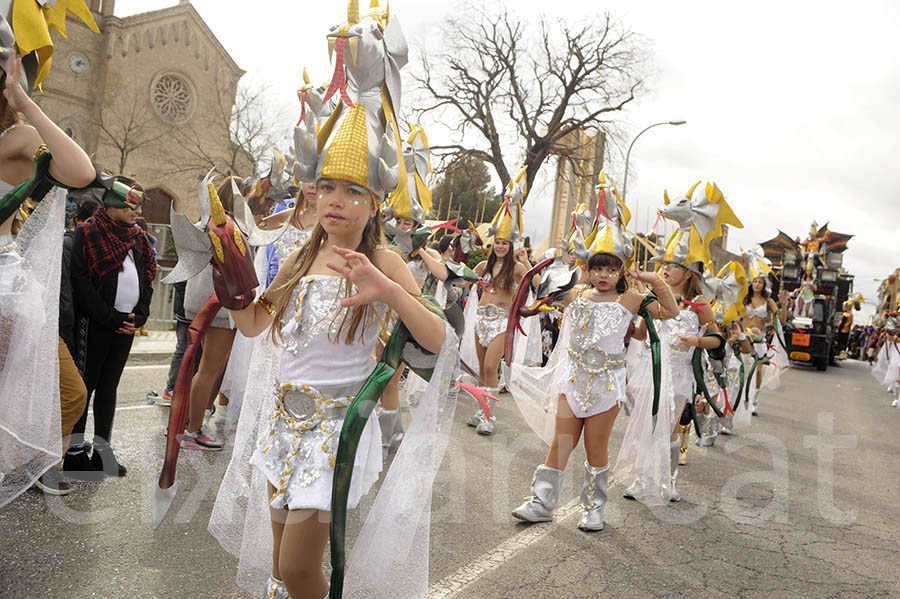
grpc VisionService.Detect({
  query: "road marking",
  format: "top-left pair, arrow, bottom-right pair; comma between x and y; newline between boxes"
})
124,364 -> 169,370
117,404 -> 158,412
427,498 -> 581,598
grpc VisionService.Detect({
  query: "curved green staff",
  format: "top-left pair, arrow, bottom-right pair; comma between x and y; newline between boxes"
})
637,291 -> 662,431
742,352 -> 759,410
328,296 -> 445,599
691,343 -> 726,420
731,341 -> 748,411
771,313 -> 788,352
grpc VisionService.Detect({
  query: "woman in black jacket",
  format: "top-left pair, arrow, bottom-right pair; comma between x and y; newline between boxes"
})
64,177 -> 154,478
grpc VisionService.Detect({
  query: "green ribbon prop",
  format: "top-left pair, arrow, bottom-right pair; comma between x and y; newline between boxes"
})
637,292 -> 662,430
743,352 -> 759,410
691,346 -> 724,419
0,150 -> 61,224
732,341 -> 747,411
772,313 -> 788,352
328,296 -> 445,599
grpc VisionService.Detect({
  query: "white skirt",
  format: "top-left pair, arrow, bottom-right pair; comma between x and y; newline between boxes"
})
249,381 -> 383,512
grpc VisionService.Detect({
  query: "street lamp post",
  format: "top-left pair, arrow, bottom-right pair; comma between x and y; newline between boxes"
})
622,120 -> 686,232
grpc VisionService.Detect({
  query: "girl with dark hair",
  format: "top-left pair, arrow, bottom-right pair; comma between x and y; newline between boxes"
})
741,249 -> 788,415
509,204 -> 679,531
464,169 -> 538,435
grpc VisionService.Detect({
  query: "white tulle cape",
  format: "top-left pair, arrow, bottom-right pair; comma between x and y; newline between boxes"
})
209,321 -> 459,597
609,340 -> 677,505
0,189 -> 65,506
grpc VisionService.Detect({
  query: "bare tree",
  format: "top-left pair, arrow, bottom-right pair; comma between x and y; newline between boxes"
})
413,6 -> 646,202
163,74 -> 286,179
95,93 -> 167,174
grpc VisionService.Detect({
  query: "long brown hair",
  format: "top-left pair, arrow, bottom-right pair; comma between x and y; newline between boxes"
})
269,209 -> 385,346
0,73 -> 21,134
289,187 -> 311,229
484,243 -> 516,291
681,265 -> 702,302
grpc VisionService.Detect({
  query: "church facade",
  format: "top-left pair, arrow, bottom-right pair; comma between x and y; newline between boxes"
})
34,0 -> 248,224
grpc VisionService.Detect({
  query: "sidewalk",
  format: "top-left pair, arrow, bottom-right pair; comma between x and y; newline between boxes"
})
128,330 -> 176,365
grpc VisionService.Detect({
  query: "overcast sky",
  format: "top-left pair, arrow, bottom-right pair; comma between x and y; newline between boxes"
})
118,0 -> 898,321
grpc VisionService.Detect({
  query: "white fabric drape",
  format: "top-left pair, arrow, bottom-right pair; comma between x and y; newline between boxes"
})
0,189 -> 65,506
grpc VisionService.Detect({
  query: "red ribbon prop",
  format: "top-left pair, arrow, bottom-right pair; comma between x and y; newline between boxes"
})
455,383 -> 499,420
297,90 -> 308,126
323,37 -> 355,108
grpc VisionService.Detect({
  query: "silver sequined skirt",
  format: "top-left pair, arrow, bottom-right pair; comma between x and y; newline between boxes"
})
249,380 -> 383,511
475,304 -> 509,348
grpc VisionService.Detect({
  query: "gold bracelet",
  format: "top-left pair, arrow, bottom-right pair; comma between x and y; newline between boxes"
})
258,293 -> 277,318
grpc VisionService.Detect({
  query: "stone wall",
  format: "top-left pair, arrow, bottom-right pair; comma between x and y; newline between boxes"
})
34,3 -> 249,223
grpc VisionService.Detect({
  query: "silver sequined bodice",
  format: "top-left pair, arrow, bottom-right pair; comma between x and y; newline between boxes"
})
274,225 -> 311,263
567,298 -> 632,357
278,275 -> 386,387
564,298 -> 631,411
658,308 -> 703,400
658,308 -> 702,366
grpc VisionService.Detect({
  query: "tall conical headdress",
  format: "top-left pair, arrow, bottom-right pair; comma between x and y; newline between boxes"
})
384,124 -> 432,225
1,1 -> 99,92
656,180 -> 743,273
571,170 -> 634,267
487,165 -> 526,243
292,0 -> 409,201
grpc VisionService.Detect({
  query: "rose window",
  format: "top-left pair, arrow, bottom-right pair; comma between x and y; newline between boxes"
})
152,74 -> 193,123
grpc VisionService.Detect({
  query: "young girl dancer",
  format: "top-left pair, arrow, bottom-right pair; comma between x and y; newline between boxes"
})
741,248 -> 787,415
614,181 -> 740,504
463,167 -> 537,435
509,184 -> 679,531
209,5 -> 455,598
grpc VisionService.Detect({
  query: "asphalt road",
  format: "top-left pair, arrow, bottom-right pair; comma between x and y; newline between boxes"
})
2,359 -> 899,599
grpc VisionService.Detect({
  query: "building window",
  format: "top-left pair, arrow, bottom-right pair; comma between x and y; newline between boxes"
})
152,73 -> 194,123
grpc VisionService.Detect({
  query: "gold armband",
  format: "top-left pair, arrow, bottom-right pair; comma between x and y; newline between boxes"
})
258,293 -> 277,318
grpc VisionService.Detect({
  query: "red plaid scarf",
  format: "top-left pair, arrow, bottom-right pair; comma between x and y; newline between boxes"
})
82,209 -> 157,283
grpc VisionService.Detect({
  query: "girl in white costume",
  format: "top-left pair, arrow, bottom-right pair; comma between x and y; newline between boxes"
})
209,4 -> 457,598
614,181 -> 740,504
509,178 -> 679,530
741,248 -> 788,416
462,166 -> 539,435
693,262 -> 752,445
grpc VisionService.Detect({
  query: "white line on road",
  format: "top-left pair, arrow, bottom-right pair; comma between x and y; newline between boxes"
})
117,404 -> 158,412
124,364 -> 169,370
427,498 -> 581,599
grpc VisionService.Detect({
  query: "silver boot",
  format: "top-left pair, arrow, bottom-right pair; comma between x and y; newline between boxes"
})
512,464 -> 565,522
623,475 -> 651,500
719,411 -> 734,435
265,576 -> 289,599
379,409 -> 404,452
662,441 -> 682,502
577,462 -> 609,532
476,390 -> 499,435
696,411 -> 717,447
